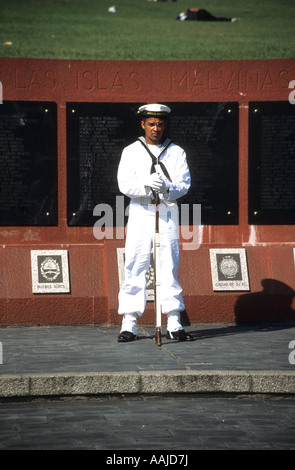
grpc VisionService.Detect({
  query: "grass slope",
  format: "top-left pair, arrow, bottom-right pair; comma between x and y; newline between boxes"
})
0,0 -> 294,60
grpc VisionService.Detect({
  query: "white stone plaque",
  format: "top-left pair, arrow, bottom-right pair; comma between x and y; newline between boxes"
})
31,250 -> 70,294
117,247 -> 154,301
210,248 -> 250,291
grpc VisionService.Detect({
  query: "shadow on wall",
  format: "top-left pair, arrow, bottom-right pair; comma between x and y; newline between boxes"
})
234,279 -> 295,324
186,279 -> 295,341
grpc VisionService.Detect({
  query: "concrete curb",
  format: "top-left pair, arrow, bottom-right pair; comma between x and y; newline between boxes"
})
1,370 -> 295,398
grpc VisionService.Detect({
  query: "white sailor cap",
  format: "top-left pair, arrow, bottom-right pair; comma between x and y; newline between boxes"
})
137,103 -> 171,117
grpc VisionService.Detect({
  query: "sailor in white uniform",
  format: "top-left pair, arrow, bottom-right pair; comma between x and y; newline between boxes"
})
117,103 -> 193,342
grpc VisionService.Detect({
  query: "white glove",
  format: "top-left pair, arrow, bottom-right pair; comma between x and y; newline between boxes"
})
145,173 -> 167,193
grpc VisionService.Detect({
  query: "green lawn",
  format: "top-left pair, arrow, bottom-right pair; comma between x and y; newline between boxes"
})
0,0 -> 294,60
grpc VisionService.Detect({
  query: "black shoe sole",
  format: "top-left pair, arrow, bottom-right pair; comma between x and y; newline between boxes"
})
118,331 -> 137,342
167,330 -> 194,341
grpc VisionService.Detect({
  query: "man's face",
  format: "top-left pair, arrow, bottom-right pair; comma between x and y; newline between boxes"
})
141,117 -> 167,145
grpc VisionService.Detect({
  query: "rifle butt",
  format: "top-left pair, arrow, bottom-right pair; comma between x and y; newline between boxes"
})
155,327 -> 162,346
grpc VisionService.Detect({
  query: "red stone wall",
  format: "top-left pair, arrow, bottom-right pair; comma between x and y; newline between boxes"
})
0,58 -> 295,325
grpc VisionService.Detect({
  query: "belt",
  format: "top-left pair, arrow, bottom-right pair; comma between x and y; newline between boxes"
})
137,197 -> 156,205
135,197 -> 174,206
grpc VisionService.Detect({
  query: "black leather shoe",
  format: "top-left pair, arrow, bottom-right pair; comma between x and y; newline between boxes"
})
118,331 -> 137,342
167,329 -> 194,341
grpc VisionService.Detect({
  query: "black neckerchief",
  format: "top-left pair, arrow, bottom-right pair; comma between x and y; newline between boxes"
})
137,136 -> 172,181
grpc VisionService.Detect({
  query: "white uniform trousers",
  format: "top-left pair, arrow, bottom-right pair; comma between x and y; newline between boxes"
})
118,199 -> 185,317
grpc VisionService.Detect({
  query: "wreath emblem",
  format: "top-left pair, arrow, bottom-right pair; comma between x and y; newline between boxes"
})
219,256 -> 239,279
40,257 -> 60,282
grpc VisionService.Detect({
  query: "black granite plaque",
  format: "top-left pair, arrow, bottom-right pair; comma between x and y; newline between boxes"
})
249,101 -> 295,224
0,101 -> 57,226
67,102 -> 239,226
167,102 -> 239,225
67,102 -> 140,226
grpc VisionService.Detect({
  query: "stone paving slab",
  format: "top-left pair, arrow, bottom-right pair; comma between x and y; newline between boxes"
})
1,323 -> 295,397
1,394 -> 295,450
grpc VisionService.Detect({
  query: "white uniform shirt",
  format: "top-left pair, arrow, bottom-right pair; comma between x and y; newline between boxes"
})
117,139 -> 191,202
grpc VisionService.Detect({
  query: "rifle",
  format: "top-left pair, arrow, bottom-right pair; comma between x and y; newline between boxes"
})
154,190 -> 162,346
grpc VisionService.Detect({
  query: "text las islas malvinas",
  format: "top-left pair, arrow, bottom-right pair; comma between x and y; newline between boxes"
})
106,454 -> 188,467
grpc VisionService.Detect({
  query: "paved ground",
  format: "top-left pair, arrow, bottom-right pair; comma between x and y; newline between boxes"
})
1,394 -> 295,450
1,322 -> 295,375
1,322 -> 295,450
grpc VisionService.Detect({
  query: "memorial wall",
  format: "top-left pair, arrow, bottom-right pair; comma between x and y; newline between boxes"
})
0,58 -> 295,325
